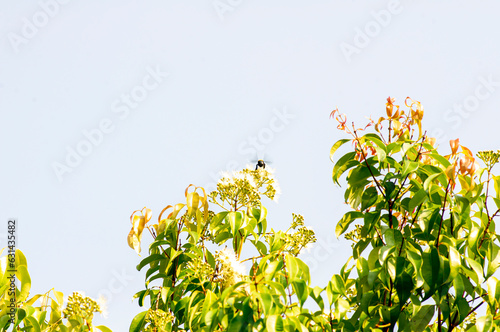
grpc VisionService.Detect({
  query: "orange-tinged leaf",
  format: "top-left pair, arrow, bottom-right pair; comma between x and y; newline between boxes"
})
143,208 -> 152,223
158,205 -> 173,222
127,229 -> 141,254
450,139 -> 459,155
461,145 -> 473,157
392,120 -> 401,136
168,203 -> 186,220
445,164 -> 456,182
187,192 -> 200,217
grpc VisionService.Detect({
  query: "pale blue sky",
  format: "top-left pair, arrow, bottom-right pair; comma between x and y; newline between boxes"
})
2,1 -> 500,330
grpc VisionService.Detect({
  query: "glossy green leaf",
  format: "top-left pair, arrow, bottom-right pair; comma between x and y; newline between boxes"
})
266,315 -> 284,332
361,186 -> 379,211
410,305 -> 434,330
465,257 -> 484,284
476,314 -> 493,332
336,211 -> 364,237
330,139 -> 352,162
129,311 -> 148,332
409,188 -> 428,212
292,279 -> 308,307
25,316 -> 41,332
421,247 -> 439,294
395,272 -> 413,305
449,246 -> 461,279
332,152 -> 359,186
16,265 -> 31,302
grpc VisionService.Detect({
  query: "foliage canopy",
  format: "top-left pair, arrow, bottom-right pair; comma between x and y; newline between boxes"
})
127,97 -> 500,331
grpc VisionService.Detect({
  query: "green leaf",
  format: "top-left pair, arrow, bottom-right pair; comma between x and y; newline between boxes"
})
15,249 -> 28,268
409,189 -> 428,212
402,160 -> 419,177
353,238 -> 370,259
330,139 -> 351,162
487,243 -> 500,278
395,272 -> 413,305
476,314 -> 493,332
410,305 -> 434,331
429,153 -> 451,168
336,211 -> 364,238
210,211 -> 229,230
330,275 -> 345,295
266,315 -> 284,332
129,311 -> 148,332
384,229 -> 403,247
421,247 -> 439,295
465,257 -> 484,284
16,265 -> 31,302
228,212 -> 243,235
362,133 -> 387,151
361,187 -> 379,211
228,316 -> 245,332
332,152 -> 359,185
449,246 -> 461,279
374,145 -> 387,162
265,260 -> 280,280
96,326 -> 113,332
137,254 -> 165,271
292,280 -> 308,307
493,175 -> 500,199
309,286 -> 325,311
349,165 -> 380,188
25,316 -> 41,332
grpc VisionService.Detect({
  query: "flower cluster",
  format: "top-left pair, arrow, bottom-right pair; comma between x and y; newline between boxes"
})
62,291 -> 102,323
344,224 -> 363,248
209,168 -> 281,211
143,308 -> 174,332
187,255 -> 215,283
214,248 -> 246,289
266,214 -> 317,256
477,150 -> 500,170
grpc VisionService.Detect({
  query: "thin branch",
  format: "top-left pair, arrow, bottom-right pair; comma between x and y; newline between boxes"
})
436,182 -> 451,248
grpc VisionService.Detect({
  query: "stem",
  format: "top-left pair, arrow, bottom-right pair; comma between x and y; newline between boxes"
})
467,301 -> 484,317
170,221 -> 184,300
387,279 -> 394,307
436,182 -> 451,248
281,253 -> 293,305
449,310 -> 459,332
437,306 -> 442,332
388,120 -> 392,143
479,170 -> 492,248
353,131 -> 386,199
375,226 -> 386,246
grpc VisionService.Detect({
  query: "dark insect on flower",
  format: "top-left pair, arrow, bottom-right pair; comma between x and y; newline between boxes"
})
255,160 -> 266,170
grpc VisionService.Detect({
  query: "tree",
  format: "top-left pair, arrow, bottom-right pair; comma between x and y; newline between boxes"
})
0,248 -> 111,331
128,97 -> 500,331
329,97 -> 500,331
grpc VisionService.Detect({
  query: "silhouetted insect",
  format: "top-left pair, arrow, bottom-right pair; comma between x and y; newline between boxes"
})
255,160 -> 266,170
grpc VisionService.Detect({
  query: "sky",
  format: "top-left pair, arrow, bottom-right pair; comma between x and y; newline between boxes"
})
2,1 -> 500,330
